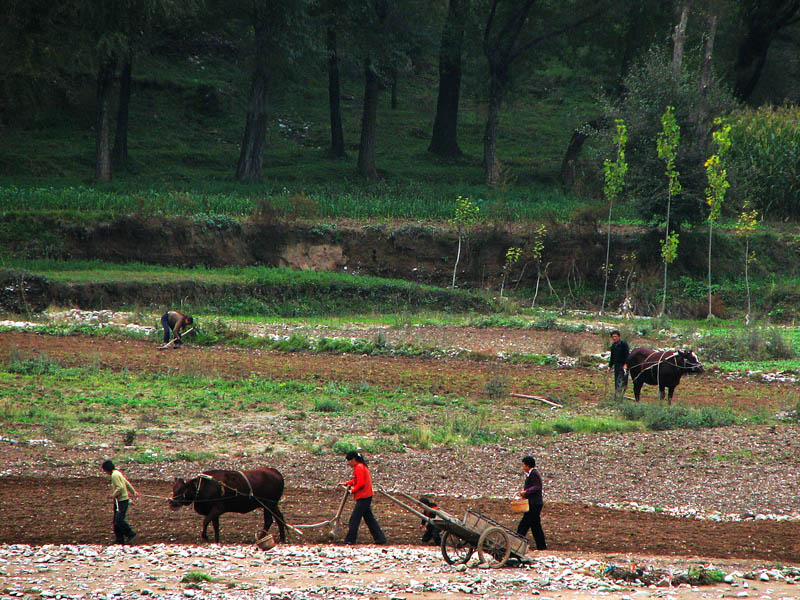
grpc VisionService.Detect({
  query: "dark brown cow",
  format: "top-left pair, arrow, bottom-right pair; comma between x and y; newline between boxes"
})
627,348 -> 704,404
169,468 -> 286,543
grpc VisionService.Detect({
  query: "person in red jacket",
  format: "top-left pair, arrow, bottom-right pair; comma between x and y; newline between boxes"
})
338,451 -> 387,545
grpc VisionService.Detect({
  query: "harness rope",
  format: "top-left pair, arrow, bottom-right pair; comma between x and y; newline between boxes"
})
630,350 -> 702,398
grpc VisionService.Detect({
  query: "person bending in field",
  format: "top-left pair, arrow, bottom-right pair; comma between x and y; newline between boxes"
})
101,459 -> 137,545
161,310 -> 193,345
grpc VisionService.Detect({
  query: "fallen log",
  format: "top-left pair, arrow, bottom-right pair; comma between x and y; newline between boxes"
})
510,392 -> 563,408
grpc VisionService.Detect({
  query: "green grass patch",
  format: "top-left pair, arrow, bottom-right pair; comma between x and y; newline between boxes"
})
617,401 -> 740,430
181,572 -> 217,584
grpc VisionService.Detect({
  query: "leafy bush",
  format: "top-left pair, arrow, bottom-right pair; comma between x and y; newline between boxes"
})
484,375 -> 509,400
700,328 -> 797,362
592,48 -> 738,227
313,398 -> 344,413
181,572 -> 216,584
618,401 -> 739,430
725,105 -> 800,219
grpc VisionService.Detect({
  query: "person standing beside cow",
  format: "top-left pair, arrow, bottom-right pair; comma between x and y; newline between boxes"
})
515,455 -> 547,550
609,330 -> 630,401
161,310 -> 193,346
101,459 -> 137,545
339,451 -> 387,545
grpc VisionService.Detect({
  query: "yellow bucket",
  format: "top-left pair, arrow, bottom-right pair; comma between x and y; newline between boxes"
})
510,499 -> 529,513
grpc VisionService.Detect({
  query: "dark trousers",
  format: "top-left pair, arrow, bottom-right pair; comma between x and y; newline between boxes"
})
614,367 -> 628,400
516,503 -> 547,550
161,313 -> 171,344
113,499 -> 135,543
345,497 -> 386,544
421,523 -> 441,545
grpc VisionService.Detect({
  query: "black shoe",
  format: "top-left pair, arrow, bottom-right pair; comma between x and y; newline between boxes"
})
114,539 -> 125,545
126,532 -> 137,543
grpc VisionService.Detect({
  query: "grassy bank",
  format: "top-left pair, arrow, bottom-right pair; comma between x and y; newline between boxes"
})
2,350 -> 787,459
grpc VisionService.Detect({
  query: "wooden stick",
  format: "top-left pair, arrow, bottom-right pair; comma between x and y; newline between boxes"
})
158,327 -> 195,350
510,392 -> 563,408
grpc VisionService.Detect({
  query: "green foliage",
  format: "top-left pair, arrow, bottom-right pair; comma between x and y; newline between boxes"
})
603,119 -> 628,203
725,106 -> 800,219
313,398 -> 345,413
181,572 -> 216,584
660,231 -> 679,265
484,375 -> 509,400
657,106 -> 682,199
451,196 -> 480,231
686,565 -> 727,585
705,122 -> 732,224
700,328 -> 797,362
617,401 -> 740,430
4,353 -> 61,375
597,49 -> 737,228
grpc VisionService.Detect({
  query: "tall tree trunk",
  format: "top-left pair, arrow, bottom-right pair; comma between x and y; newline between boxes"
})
483,70 -> 505,186
236,26 -> 270,182
327,25 -> 345,158
707,220 -> 714,318
695,14 -> 718,152
112,53 -> 132,166
95,59 -> 115,183
731,0 -> 800,103
429,0 -> 465,157
671,3 -> 691,85
559,117 -> 607,189
357,59 -> 379,180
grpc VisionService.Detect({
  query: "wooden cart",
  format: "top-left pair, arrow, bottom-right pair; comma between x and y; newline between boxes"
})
377,487 -> 529,567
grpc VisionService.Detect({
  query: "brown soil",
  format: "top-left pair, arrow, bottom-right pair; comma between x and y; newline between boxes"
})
1,478 -> 798,563
1,329 -> 798,566
0,330 -> 790,409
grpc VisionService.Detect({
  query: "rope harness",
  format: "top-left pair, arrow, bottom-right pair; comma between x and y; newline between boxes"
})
188,473 -> 303,535
630,350 -> 702,394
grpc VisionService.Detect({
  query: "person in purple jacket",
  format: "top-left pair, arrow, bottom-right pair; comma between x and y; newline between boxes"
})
516,455 -> 547,550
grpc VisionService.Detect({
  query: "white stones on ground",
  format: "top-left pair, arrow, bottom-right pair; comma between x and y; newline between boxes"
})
596,501 -> 800,523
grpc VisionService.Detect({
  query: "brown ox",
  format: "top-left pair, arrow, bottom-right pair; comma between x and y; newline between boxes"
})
627,347 -> 704,404
169,468 -> 286,543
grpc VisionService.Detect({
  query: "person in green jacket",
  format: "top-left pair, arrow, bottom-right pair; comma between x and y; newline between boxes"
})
101,459 -> 137,544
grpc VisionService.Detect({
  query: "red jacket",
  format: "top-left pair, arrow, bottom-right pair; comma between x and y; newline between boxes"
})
346,462 -> 373,500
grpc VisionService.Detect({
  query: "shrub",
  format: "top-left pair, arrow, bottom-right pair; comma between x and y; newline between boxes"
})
181,572 -> 216,584
726,105 -> 800,219
4,349 -> 60,375
700,328 -> 796,362
484,375 -> 509,400
123,429 -> 136,446
557,336 -> 582,357
618,401 -> 739,430
313,398 -> 344,413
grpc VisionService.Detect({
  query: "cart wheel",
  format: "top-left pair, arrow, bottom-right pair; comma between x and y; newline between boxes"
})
440,531 -> 474,565
477,526 -> 511,567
